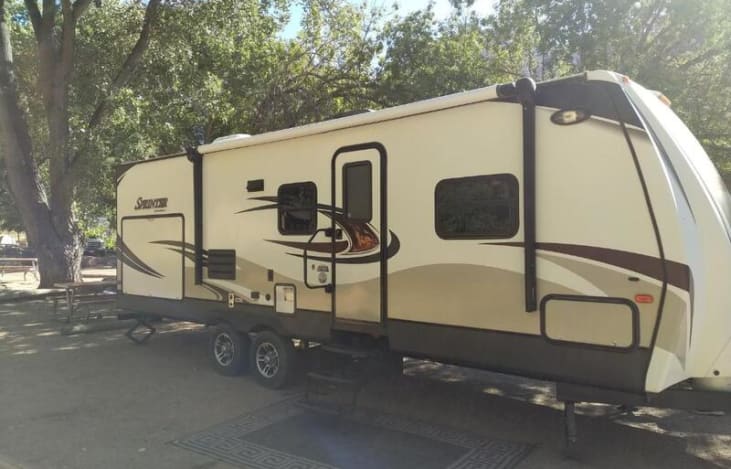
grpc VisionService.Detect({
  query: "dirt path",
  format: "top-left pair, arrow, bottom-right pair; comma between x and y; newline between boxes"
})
0,300 -> 729,468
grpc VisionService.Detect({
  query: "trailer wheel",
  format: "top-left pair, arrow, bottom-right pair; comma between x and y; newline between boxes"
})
250,330 -> 295,389
209,324 -> 249,376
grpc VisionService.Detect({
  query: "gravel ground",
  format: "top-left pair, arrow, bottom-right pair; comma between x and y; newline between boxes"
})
0,299 -> 729,469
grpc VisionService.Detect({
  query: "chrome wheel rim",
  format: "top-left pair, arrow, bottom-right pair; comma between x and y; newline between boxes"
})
256,342 -> 280,378
214,333 -> 235,366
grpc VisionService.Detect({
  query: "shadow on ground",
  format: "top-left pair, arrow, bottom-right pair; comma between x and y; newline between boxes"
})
355,360 -> 731,468
1,299 -> 730,469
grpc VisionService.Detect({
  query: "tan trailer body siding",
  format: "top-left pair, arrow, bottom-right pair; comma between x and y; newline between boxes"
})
116,71 -> 726,395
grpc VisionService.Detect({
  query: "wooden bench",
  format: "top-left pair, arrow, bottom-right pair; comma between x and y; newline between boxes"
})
0,257 -> 39,281
53,280 -> 117,323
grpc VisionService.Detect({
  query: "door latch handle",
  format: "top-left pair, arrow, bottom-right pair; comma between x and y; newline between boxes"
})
303,228 -> 335,290
324,228 -> 343,239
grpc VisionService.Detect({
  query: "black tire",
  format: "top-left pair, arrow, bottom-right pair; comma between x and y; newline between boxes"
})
250,330 -> 296,389
209,324 -> 249,376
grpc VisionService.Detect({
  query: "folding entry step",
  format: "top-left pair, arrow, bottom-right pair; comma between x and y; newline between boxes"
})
320,343 -> 377,359
303,343 -> 381,414
118,312 -> 160,344
302,372 -> 364,415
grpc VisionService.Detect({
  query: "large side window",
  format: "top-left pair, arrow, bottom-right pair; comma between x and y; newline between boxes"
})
343,161 -> 372,222
435,174 -> 519,239
278,182 -> 317,235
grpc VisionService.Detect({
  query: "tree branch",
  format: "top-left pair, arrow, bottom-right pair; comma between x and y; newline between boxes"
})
60,0 -> 74,81
23,0 -> 41,38
678,46 -> 726,71
638,1 -> 666,50
0,0 -> 52,222
36,0 -> 56,111
82,0 -> 161,141
72,0 -> 92,22
46,0 -> 75,173
41,0 -> 55,32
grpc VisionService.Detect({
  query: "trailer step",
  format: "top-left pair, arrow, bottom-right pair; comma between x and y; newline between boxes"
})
320,344 -> 378,359
118,313 -> 160,344
306,371 -> 361,387
305,368 -> 364,414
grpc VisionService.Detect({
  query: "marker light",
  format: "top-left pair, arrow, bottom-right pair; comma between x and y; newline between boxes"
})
635,294 -> 654,304
658,94 -> 672,106
550,109 -> 591,125
650,90 -> 672,107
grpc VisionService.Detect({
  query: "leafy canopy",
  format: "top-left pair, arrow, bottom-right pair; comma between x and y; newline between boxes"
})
2,0 -> 729,236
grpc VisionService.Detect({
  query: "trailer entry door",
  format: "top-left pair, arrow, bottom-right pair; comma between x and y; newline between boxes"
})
331,143 -> 387,325
120,214 -> 184,300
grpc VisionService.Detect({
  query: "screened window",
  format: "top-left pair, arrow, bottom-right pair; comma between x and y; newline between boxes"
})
343,161 -> 372,222
278,182 -> 317,235
435,174 -> 519,239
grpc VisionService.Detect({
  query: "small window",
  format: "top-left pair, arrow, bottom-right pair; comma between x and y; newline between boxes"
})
278,182 -> 317,235
343,161 -> 372,222
435,174 -> 519,239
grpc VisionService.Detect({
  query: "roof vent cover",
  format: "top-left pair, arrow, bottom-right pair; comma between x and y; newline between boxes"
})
213,133 -> 251,143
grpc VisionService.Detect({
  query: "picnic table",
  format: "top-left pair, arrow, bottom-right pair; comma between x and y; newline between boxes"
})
0,257 -> 39,281
53,280 -> 117,322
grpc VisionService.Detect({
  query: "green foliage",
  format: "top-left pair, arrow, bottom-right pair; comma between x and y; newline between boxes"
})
240,0 -> 384,131
82,222 -> 109,242
3,0 -> 729,238
519,0 -> 731,183
0,180 -> 24,233
376,0 -> 730,185
376,4 -> 494,105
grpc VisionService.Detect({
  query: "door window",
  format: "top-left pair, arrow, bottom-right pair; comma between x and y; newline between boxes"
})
343,161 -> 372,222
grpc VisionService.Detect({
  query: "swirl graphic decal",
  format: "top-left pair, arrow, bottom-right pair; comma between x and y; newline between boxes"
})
237,196 -> 400,263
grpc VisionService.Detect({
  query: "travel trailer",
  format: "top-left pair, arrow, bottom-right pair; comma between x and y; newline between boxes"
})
116,71 -> 731,432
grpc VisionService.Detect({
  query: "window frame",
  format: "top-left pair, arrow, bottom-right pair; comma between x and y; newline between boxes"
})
342,160 -> 373,223
434,173 -> 520,240
277,181 -> 318,236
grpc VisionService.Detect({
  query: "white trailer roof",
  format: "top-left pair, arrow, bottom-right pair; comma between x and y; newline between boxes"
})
197,70 -> 622,156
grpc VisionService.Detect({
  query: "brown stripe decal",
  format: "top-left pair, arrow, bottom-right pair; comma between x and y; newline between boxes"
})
485,242 -> 690,291
117,236 -> 163,279
267,239 -> 349,253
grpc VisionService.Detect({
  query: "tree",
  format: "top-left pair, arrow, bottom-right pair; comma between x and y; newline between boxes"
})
244,0 -> 383,132
0,0 -> 161,286
517,0 -> 731,184
1,0 -> 727,292
101,0 -> 379,145
375,0 -> 566,106
0,176 -> 24,233
377,4 -> 494,105
378,0 -> 730,185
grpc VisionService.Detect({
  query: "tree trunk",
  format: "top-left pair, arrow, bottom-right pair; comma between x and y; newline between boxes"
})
32,224 -> 83,288
2,0 -> 158,288
0,0 -> 82,288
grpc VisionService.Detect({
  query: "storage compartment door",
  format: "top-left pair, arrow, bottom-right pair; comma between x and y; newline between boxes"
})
120,215 -> 184,300
541,295 -> 639,350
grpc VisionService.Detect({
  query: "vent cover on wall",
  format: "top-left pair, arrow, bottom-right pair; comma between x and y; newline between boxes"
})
207,249 -> 236,280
